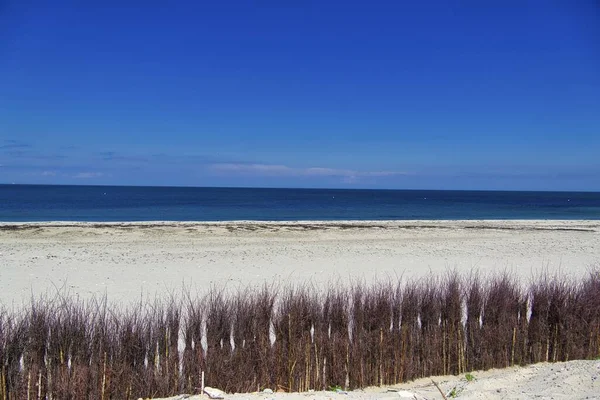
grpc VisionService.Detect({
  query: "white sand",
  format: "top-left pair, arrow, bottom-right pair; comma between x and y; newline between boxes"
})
0,220 -> 598,305
1,220 -> 599,399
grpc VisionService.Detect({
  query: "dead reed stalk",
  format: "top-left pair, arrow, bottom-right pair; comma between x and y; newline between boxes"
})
0,269 -> 598,397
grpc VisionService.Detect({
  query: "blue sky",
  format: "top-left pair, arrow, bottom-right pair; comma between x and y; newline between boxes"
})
1,1 -> 599,190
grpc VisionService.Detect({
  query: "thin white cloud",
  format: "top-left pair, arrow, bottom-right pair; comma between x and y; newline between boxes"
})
209,163 -> 409,179
41,171 -> 56,177
361,171 -> 405,177
304,167 -> 354,176
74,172 -> 104,179
212,163 -> 293,174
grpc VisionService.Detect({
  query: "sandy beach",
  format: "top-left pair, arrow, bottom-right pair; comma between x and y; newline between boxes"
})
1,220 -> 598,305
1,219 -> 599,399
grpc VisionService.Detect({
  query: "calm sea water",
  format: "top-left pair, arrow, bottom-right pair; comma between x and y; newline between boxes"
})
1,184 -> 599,222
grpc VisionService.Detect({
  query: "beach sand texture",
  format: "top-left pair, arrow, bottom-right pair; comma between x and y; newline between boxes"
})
1,220 -> 599,305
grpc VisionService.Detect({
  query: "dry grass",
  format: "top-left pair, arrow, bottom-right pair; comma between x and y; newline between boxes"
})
0,269 -> 599,398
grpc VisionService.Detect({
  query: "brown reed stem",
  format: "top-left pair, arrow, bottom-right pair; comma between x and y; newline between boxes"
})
511,327 -> 516,366
432,379 -> 448,400
379,328 -> 383,387
1,367 -> 4,400
101,352 -> 106,400
27,370 -> 31,400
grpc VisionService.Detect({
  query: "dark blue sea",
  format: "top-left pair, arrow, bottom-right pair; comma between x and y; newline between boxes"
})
1,185 -> 599,222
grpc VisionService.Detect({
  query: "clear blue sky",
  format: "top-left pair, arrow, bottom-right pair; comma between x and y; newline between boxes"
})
1,1 -> 598,190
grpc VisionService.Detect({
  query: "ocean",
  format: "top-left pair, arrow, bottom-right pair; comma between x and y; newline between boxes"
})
0,184 -> 599,222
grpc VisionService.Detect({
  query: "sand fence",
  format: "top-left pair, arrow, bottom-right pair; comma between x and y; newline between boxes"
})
0,270 -> 599,398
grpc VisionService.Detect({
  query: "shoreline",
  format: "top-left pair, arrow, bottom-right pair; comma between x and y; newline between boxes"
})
2,218 -> 599,228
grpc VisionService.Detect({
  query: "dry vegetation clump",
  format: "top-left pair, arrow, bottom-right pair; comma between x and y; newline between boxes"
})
0,269 -> 599,398
321,286 -> 349,390
348,282 -> 395,389
480,273 -> 522,370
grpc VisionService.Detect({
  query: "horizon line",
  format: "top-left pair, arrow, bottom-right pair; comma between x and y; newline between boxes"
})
1,182 -> 599,194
